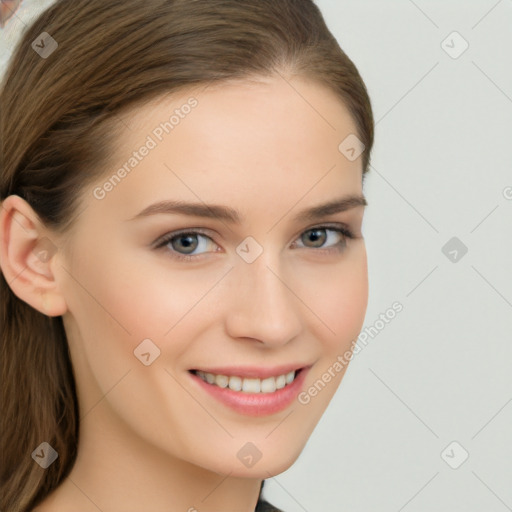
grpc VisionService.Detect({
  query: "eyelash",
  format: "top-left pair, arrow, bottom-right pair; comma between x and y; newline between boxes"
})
153,224 -> 356,262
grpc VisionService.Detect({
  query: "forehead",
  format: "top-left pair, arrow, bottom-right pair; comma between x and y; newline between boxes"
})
117,75 -> 360,161
84,76 -> 363,223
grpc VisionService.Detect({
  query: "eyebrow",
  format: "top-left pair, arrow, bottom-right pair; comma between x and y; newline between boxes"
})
127,194 -> 367,224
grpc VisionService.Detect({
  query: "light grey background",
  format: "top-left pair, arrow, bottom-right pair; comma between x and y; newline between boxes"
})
0,0 -> 56,73
264,1 -> 512,511
1,1 -> 511,511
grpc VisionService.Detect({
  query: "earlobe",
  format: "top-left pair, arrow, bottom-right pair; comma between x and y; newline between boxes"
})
0,195 -> 68,317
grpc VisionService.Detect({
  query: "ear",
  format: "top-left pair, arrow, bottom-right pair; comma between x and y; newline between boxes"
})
0,194 -> 68,316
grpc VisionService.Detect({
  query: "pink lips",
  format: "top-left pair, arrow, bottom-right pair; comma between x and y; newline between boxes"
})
188,366 -> 310,417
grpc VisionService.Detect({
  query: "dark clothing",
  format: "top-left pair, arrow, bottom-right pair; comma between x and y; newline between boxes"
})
255,480 -> 283,511
255,498 -> 283,511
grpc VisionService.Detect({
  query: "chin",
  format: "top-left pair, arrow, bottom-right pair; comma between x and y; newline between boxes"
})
199,441 -> 306,479
265,452 -> 302,476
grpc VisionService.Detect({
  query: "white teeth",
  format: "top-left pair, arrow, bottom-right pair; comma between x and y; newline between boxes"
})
275,374 -> 286,389
260,377 -> 276,393
215,374 -> 229,388
242,378 -> 261,393
195,370 -> 298,393
228,375 -> 242,391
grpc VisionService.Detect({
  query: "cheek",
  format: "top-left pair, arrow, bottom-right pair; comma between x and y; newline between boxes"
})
303,245 -> 368,351
69,246 -> 202,335
61,250 -> 204,422
291,249 -> 368,422
105,264 -> 225,344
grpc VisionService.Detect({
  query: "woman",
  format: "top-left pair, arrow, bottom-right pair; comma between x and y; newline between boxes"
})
0,0 -> 374,510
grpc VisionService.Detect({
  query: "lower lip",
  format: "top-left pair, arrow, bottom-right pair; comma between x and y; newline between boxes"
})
189,368 -> 309,417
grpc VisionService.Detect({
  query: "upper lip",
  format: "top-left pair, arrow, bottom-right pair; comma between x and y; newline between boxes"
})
190,364 -> 311,380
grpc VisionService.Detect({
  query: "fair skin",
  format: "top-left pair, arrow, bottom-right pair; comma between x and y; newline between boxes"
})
0,75 -> 368,512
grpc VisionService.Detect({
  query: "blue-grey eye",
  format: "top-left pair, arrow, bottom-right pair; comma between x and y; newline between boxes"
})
167,232 -> 214,255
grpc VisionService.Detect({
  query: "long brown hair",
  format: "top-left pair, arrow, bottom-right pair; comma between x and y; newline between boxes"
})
0,1 -> 374,510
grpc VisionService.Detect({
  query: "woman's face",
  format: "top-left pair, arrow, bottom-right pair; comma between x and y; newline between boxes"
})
54,76 -> 368,478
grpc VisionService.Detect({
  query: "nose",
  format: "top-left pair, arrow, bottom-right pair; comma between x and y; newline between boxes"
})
223,251 -> 303,347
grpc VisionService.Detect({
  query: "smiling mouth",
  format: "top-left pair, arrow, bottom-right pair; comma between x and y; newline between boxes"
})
189,368 -> 302,393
